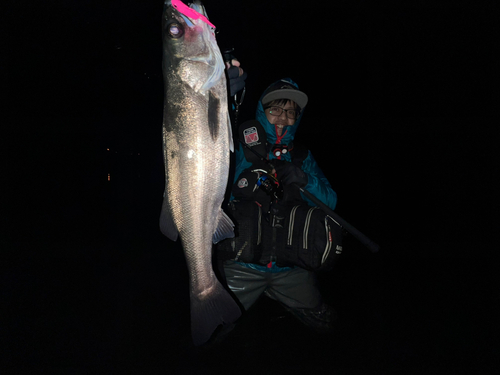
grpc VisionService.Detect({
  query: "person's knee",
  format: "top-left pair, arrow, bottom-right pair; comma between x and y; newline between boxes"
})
287,302 -> 338,333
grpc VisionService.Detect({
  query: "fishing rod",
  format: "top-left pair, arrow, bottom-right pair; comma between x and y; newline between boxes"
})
237,135 -> 380,254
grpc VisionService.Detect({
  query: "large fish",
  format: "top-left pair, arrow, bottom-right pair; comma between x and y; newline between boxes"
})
159,0 -> 240,345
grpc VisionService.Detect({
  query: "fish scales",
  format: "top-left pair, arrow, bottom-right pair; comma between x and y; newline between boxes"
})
160,0 -> 240,345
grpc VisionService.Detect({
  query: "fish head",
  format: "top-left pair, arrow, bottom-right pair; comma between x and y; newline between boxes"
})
162,0 -> 224,93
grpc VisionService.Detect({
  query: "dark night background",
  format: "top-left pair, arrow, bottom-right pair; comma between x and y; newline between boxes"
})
2,0 -> 498,373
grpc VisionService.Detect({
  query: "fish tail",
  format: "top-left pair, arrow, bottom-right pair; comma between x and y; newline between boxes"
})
190,281 -> 241,346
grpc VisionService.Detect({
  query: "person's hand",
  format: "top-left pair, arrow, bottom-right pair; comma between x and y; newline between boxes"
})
225,59 -> 243,74
225,59 -> 247,97
275,162 -> 308,188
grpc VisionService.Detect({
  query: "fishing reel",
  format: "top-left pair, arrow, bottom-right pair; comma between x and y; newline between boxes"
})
252,169 -> 283,201
222,47 -> 236,65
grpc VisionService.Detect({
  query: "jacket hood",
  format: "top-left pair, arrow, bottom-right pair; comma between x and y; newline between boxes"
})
256,78 -> 305,159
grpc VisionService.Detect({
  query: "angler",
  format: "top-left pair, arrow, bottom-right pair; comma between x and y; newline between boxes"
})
217,77 -> 340,334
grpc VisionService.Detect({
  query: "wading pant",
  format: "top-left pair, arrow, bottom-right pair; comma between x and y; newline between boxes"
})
223,261 -> 335,331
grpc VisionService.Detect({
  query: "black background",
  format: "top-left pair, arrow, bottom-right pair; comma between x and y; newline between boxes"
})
2,0 -> 498,373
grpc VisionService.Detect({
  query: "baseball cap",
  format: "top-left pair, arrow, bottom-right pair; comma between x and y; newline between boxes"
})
261,79 -> 308,110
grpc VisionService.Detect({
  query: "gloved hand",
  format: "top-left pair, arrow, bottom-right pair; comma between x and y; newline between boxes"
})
275,162 -> 308,188
225,59 -> 247,97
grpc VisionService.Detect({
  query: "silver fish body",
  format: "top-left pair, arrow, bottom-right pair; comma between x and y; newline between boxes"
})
159,0 -> 240,345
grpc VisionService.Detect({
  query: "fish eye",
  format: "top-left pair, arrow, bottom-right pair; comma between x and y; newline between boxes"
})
168,22 -> 184,38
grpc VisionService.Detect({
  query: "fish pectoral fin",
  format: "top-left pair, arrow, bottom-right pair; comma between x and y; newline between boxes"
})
207,90 -> 220,141
212,210 -> 235,244
159,208 -> 179,242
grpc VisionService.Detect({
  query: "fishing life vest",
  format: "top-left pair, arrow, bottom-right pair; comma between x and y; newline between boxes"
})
217,146 -> 343,272
217,199 -> 343,272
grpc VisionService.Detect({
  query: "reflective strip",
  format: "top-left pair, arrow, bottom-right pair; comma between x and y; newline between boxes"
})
303,207 -> 319,249
257,204 -> 261,245
287,205 -> 300,246
323,215 -> 342,263
322,220 -> 332,265
326,215 -> 341,227
234,241 -> 247,262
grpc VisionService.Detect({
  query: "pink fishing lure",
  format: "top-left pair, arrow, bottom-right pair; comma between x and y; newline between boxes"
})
171,0 -> 216,28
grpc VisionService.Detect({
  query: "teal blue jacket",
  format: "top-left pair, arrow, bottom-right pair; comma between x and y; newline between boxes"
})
233,78 -> 337,210
231,78 -> 337,273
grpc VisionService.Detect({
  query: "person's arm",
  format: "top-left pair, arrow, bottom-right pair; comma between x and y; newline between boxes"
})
301,151 -> 337,210
275,151 -> 337,210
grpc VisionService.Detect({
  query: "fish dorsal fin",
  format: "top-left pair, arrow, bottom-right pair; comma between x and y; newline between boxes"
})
212,210 -> 234,244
